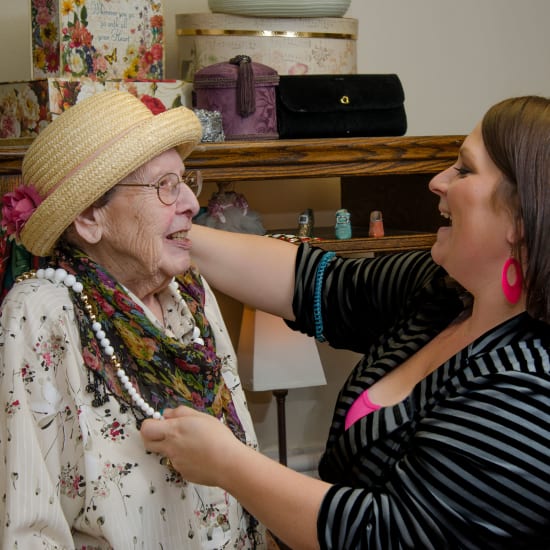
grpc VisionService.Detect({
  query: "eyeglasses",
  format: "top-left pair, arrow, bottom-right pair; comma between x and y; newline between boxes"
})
117,170 -> 202,206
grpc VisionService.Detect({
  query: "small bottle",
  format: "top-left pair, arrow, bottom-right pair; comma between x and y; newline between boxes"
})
297,208 -> 314,237
369,210 -> 384,238
335,208 -> 352,239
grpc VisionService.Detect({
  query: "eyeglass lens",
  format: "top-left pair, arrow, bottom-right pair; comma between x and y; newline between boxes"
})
157,171 -> 202,205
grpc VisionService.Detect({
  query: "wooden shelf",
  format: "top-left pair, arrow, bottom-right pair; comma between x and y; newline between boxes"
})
185,135 -> 464,181
0,135 -> 464,178
0,135 -> 464,255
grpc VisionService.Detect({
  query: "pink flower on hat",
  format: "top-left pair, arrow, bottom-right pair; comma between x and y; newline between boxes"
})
1,184 -> 43,240
140,94 -> 166,115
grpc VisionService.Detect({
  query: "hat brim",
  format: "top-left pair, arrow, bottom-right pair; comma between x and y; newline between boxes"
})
21,104 -> 202,257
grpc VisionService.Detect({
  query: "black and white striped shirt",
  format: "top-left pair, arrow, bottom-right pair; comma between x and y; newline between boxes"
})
289,246 -> 550,549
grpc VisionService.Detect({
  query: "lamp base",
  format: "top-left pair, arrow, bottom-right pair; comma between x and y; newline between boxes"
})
272,389 -> 288,466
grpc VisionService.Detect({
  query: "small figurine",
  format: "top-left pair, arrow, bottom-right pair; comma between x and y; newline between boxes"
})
194,186 -> 265,235
297,208 -> 314,237
368,210 -> 385,238
335,208 -> 352,239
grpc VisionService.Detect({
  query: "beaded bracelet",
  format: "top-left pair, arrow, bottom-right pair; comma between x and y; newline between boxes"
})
313,251 -> 336,342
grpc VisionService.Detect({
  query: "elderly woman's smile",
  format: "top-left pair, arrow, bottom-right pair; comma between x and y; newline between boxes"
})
168,230 -> 191,242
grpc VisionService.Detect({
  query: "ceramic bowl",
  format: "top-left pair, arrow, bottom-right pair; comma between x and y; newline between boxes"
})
208,0 -> 352,18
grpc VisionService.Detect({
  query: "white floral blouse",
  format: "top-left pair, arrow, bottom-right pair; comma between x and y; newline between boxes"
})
0,275 -> 266,549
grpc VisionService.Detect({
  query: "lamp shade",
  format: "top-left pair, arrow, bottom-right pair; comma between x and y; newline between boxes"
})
237,306 -> 326,391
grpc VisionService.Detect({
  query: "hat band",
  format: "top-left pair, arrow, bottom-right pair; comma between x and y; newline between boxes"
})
39,115 -> 148,201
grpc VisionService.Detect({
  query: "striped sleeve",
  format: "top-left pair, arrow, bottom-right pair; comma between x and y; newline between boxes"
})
289,246 -> 459,353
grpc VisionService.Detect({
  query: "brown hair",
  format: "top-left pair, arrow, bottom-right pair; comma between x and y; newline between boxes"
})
481,96 -> 550,322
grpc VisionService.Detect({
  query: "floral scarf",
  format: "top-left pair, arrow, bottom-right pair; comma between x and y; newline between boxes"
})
55,244 -> 246,442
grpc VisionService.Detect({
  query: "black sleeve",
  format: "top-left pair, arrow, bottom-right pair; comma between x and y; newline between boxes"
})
287,246 -> 450,353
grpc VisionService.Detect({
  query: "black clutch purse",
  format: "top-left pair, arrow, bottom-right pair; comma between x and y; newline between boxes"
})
276,74 -> 407,139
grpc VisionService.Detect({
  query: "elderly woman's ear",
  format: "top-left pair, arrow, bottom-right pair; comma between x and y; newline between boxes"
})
72,205 -> 104,244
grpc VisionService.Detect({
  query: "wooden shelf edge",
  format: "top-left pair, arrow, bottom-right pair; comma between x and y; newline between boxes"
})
187,135 -> 464,181
0,135 -> 465,178
315,233 -> 436,255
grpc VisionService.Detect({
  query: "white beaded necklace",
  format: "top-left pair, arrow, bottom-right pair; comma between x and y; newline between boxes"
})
31,267 -> 204,420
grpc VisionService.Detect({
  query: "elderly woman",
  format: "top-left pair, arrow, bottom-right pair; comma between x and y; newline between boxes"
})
142,95 -> 550,549
0,91 -> 266,548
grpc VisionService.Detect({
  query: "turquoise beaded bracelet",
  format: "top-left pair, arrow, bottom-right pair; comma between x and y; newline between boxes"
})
313,251 -> 335,342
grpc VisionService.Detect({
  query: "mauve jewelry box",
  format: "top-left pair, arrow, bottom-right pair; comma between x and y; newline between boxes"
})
193,58 -> 279,141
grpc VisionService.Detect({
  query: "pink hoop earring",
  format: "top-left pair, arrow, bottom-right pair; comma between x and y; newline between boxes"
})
501,257 -> 523,304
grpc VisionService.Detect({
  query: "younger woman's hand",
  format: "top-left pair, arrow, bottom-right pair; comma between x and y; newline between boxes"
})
140,406 -> 241,486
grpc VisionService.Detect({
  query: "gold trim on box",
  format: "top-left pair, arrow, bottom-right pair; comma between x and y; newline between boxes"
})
0,138 -> 35,148
177,28 -> 357,40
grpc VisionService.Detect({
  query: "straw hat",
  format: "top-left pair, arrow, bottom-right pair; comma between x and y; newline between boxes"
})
19,90 -> 203,256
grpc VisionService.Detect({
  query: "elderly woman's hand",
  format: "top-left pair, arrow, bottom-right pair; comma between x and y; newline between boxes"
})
140,406 -> 240,486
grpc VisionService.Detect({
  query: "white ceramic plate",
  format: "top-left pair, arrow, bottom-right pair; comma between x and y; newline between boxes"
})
208,0 -> 351,18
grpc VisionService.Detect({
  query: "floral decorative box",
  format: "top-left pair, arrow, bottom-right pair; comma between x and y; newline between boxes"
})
32,0 -> 164,80
0,77 -> 191,142
47,78 -> 192,118
0,80 -> 51,141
